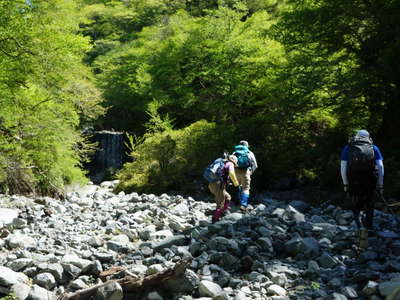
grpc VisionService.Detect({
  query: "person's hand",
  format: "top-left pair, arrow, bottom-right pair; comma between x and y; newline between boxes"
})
343,184 -> 349,193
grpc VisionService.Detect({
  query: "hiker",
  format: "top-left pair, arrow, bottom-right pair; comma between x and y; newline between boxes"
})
204,155 -> 241,223
233,140 -> 258,211
340,129 -> 384,230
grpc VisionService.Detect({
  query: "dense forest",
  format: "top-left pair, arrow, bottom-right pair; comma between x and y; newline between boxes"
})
1,0 -> 399,197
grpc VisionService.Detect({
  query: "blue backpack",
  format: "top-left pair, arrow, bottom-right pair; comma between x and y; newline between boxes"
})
234,145 -> 250,169
203,158 -> 225,182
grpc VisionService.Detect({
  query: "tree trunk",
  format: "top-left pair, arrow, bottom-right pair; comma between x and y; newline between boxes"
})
59,257 -> 192,300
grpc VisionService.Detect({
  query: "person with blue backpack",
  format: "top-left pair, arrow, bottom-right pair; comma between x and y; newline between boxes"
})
233,140 -> 258,211
203,154 -> 241,223
340,129 -> 384,230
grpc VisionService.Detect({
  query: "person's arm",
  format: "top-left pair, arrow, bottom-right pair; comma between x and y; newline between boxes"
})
374,145 -> 384,187
341,161 -> 349,185
376,160 -> 384,187
249,151 -> 257,173
340,146 -> 349,189
227,162 -> 239,187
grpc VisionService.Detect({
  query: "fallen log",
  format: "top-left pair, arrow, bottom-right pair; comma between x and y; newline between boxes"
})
59,257 -> 192,300
99,266 -> 126,282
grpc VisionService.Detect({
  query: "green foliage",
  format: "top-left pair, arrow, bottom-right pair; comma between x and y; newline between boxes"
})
80,0 -> 189,63
272,0 -> 400,192
0,294 -> 18,300
311,281 -> 320,290
116,120 -> 234,194
3,0 -> 399,196
95,2 -> 356,192
95,8 -> 285,131
0,0 -> 103,195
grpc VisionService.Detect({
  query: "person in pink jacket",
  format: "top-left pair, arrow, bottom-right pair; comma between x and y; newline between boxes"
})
208,155 -> 241,223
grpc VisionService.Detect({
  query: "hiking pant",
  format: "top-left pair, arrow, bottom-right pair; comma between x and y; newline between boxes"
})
235,168 -> 251,194
236,168 -> 251,207
209,181 -> 231,209
349,173 -> 377,230
209,181 -> 231,222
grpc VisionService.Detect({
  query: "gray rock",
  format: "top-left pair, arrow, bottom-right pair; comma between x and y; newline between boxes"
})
224,212 -> 244,222
170,203 -> 190,216
107,234 -> 131,252
378,279 -> 400,296
267,284 -> 287,296
9,282 -> 31,300
257,237 -> 273,252
198,280 -> 223,297
37,263 -> 64,283
267,271 -> 287,286
214,292 -> 230,300
34,273 -> 56,290
329,278 -> 342,288
317,252 -> 338,268
27,284 -> 55,300
152,235 -> 188,251
359,250 -> 378,262
95,281 -> 123,300
129,264 -> 148,275
233,290 -> 249,300
362,281 -> 378,296
12,217 -> 28,229
62,263 -> 82,278
146,264 -> 164,275
307,260 -> 320,273
285,236 -> 320,258
88,236 -> 104,247
61,254 -> 92,271
330,293 -> 348,300
289,200 -> 310,213
164,269 -> 200,293
285,205 -> 305,223
144,291 -> 163,300
69,278 -> 89,290
93,252 -> 115,263
168,215 -> 191,232
312,223 -> 338,239
0,266 -> 29,286
6,232 -> 36,249
89,260 -> 103,276
341,286 -> 358,298
7,258 -> 33,272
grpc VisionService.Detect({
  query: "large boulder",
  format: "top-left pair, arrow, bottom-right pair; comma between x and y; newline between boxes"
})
285,236 -> 320,258
0,208 -> 19,227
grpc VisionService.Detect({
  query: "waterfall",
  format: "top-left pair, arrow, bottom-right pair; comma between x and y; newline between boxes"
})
85,131 -> 129,183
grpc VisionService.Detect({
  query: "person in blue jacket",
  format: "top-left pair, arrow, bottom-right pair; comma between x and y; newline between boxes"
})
340,129 -> 384,230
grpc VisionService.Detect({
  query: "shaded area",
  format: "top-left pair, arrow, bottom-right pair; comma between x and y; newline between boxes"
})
85,131 -> 130,183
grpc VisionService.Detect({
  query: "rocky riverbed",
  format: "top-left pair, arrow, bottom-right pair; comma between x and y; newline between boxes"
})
1,181 -> 400,300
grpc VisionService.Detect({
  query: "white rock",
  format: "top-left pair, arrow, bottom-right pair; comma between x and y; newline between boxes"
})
267,284 -> 287,296
0,208 -> 19,227
6,232 -> 36,249
198,280 -> 223,297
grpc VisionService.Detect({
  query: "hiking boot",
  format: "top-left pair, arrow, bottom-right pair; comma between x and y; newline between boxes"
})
212,208 -> 222,223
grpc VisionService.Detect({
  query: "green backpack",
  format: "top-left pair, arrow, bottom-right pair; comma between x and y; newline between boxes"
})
234,145 -> 250,169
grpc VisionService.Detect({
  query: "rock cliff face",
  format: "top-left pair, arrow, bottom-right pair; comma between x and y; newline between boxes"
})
86,131 -> 129,183
1,182 -> 400,299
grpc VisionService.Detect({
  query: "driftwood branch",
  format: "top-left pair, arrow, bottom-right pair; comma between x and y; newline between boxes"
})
59,257 -> 192,300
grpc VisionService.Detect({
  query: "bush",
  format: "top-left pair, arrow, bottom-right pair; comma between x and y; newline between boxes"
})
116,120 -> 234,194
